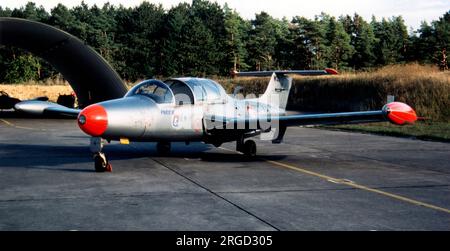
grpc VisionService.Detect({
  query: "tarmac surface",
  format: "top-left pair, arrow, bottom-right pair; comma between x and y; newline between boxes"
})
0,118 -> 449,230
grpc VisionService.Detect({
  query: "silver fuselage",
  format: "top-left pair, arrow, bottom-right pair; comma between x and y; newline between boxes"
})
98,94 -> 284,142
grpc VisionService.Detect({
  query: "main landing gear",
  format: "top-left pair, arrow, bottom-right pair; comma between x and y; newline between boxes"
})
237,138 -> 257,157
90,137 -> 112,172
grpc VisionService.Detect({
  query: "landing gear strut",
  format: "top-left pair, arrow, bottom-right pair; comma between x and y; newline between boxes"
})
156,141 -> 171,155
90,137 -> 112,172
237,138 -> 257,157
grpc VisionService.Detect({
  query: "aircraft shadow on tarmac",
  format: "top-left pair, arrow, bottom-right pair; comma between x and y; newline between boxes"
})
107,142 -> 287,163
0,142 -> 287,172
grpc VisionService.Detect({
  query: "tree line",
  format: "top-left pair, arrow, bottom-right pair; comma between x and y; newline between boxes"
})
0,1 -> 449,83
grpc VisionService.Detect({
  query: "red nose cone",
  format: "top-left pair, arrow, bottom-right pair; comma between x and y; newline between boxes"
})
77,104 -> 108,136
325,68 -> 339,75
384,102 -> 417,125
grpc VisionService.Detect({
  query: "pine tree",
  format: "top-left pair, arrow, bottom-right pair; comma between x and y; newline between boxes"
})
290,16 -> 325,69
391,16 -> 409,62
224,4 -> 249,72
0,6 -> 12,17
372,16 -> 407,65
4,54 -> 41,83
347,14 -> 376,69
324,17 -> 354,70
247,12 -> 277,71
1,2 -> 449,82
433,11 -> 450,70
10,2 -> 48,22
161,3 -> 191,76
273,17 -> 292,69
190,0 -> 227,75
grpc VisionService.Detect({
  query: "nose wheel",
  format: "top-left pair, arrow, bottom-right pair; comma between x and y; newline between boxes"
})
94,152 -> 112,172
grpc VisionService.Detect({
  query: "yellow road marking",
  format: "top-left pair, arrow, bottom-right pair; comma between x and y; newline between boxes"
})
265,159 -> 450,214
0,119 -> 47,131
219,146 -> 450,214
0,119 -> 14,127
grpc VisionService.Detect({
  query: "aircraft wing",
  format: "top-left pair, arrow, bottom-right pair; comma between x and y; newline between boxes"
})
205,102 -> 417,130
272,110 -> 387,126
281,102 -> 417,126
14,100 -> 80,118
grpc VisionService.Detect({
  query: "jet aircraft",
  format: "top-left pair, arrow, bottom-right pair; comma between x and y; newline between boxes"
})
14,69 -> 418,172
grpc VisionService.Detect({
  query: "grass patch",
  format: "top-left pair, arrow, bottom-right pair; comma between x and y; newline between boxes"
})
322,121 -> 450,142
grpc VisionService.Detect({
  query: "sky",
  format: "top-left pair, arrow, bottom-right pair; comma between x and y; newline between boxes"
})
1,0 -> 449,30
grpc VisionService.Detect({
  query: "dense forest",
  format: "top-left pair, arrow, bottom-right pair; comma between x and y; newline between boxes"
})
0,1 -> 449,83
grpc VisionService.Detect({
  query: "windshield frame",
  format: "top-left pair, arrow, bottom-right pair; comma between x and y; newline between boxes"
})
125,79 -> 175,104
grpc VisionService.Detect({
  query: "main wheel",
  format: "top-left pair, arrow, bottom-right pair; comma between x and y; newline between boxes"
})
243,140 -> 257,157
156,142 -> 171,155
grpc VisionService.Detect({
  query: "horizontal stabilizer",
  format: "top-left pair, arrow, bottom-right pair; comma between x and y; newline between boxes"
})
233,68 -> 338,77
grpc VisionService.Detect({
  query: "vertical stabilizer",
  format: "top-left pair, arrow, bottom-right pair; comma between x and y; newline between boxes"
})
258,73 -> 292,109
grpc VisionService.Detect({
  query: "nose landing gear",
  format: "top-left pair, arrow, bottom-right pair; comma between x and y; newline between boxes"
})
94,152 -> 112,172
90,137 -> 112,172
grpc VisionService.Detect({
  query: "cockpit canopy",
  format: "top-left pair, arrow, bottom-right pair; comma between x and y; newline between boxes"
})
126,78 -> 227,105
125,80 -> 174,104
166,78 -> 226,105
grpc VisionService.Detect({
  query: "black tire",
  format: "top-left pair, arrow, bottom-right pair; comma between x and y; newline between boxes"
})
243,140 -> 257,157
94,154 -> 106,172
156,142 -> 171,155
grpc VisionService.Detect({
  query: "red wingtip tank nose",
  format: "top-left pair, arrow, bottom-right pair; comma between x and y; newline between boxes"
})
383,102 -> 417,125
325,68 -> 339,75
77,104 -> 108,136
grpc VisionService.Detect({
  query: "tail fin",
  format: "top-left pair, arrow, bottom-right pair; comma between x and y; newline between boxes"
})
259,73 -> 292,109
233,69 -> 338,110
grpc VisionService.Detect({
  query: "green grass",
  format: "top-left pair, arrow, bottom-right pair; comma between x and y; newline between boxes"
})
321,121 -> 450,142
